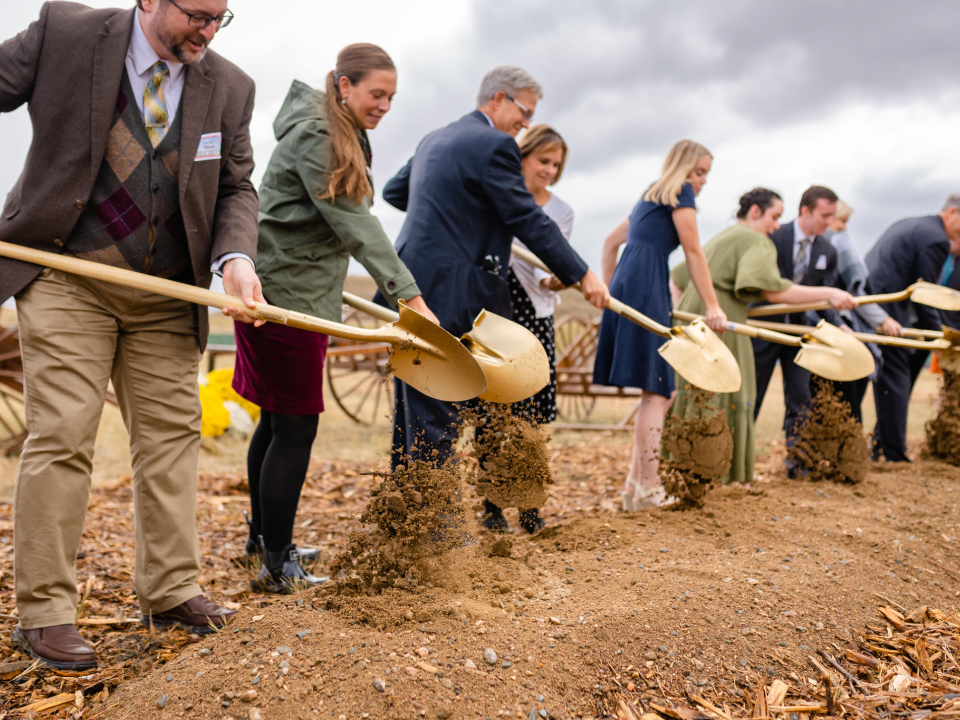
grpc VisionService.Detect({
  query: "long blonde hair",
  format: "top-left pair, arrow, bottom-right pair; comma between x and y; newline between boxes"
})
320,43 -> 396,204
643,140 -> 712,207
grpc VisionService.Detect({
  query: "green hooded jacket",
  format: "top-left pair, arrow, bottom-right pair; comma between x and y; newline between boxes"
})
255,80 -> 419,320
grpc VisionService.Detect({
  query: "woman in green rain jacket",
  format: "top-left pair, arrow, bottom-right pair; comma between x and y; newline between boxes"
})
233,44 -> 437,593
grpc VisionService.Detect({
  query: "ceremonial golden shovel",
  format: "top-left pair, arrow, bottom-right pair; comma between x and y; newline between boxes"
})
341,291 -> 550,404
673,311 -> 876,382
747,319 -> 953,351
0,241 -> 487,402
510,244 -> 742,393
747,281 -> 960,318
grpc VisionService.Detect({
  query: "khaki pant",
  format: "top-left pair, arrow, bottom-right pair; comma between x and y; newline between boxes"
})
14,268 -> 203,629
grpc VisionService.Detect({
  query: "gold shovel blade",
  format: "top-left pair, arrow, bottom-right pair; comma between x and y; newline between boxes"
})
460,309 -> 551,404
793,320 -> 876,382
660,319 -> 742,393
909,282 -> 960,311
387,303 -> 488,402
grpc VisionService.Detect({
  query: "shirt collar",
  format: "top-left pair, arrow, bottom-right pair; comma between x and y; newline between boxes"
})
128,10 -> 185,83
478,110 -> 495,128
794,219 -> 813,243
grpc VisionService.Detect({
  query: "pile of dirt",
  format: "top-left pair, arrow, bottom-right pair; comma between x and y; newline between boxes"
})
462,403 -> 554,510
925,370 -> 960,465
659,389 -> 733,508
788,379 -> 868,483
328,456 -> 469,596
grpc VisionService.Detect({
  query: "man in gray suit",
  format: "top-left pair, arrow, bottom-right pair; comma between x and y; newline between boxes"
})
0,0 -> 263,669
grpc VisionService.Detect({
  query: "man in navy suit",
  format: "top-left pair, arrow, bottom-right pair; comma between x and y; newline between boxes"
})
751,186 -> 842,474
865,194 -> 960,461
381,66 -> 608,532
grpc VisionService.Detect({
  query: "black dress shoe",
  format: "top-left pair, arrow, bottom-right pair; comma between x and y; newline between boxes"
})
251,544 -> 328,595
244,512 -> 320,564
481,499 -> 509,533
13,624 -> 97,671
518,508 -> 545,534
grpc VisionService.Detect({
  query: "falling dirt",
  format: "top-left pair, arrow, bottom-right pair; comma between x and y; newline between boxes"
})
462,403 -> 554,510
925,370 -> 960,466
789,379 -> 868,483
327,455 -> 468,596
659,388 -> 733,508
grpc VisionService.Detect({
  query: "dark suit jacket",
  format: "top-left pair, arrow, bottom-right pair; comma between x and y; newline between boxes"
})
382,110 -> 588,336
0,2 -> 259,349
749,220 -> 841,327
864,215 -> 949,331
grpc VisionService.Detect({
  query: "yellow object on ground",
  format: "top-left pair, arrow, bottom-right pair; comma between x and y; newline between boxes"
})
199,369 -> 260,437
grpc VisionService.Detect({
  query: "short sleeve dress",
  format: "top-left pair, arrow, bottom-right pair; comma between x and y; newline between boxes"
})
592,183 -> 696,397
669,224 -> 792,484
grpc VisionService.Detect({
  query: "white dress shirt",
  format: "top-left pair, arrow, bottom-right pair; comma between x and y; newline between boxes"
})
510,195 -> 575,318
126,12 -> 252,275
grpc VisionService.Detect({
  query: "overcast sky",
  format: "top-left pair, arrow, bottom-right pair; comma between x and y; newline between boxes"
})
2,0 -> 960,277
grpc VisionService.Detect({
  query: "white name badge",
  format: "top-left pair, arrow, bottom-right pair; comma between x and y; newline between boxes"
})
195,132 -> 222,162
815,255 -> 827,270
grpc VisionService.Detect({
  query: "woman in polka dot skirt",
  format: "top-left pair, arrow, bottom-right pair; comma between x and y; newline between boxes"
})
507,125 -> 574,532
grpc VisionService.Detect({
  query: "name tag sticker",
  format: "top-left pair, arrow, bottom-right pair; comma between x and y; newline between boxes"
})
815,255 -> 827,270
195,132 -> 222,162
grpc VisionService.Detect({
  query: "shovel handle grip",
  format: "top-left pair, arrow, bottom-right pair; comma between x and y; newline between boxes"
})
746,290 -> 910,317
0,240 -> 397,345
510,243 -> 671,337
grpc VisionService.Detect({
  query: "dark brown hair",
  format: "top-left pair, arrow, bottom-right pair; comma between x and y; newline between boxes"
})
799,185 -> 838,212
737,188 -> 782,220
518,125 -> 569,185
320,43 -> 396,204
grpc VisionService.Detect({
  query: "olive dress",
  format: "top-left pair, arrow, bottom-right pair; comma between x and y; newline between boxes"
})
670,224 -> 792,484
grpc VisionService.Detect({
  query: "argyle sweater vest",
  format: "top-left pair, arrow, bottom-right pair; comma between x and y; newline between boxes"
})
67,71 -> 192,281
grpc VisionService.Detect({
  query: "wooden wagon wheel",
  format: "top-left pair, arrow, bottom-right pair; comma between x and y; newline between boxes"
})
325,307 -> 392,425
554,314 -> 588,357
555,316 -> 599,422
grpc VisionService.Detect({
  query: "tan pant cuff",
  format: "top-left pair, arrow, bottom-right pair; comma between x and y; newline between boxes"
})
18,611 -> 81,631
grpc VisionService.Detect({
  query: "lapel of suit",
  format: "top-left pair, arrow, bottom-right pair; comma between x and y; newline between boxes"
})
179,60 -> 215,200
90,9 -> 136,183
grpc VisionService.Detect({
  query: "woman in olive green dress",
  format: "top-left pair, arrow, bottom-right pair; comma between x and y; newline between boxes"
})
670,188 -> 856,484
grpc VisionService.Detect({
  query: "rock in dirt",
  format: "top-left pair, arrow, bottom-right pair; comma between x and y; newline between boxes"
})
464,659 -> 477,670
373,678 -> 386,693
925,369 -> 960,465
789,378 -> 867,483
484,648 -> 498,665
248,709 -> 263,720
660,388 -> 733,508
239,689 -> 258,703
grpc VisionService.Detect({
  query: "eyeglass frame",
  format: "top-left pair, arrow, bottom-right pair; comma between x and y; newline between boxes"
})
505,94 -> 534,121
164,0 -> 234,30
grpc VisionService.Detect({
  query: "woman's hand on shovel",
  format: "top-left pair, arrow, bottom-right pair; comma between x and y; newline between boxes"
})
580,269 -> 611,310
704,304 -> 728,333
222,257 -> 266,327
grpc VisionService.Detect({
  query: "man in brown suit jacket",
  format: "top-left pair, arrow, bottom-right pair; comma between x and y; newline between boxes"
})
1,0 -> 264,670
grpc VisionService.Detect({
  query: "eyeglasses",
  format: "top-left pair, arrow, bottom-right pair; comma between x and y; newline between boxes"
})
165,0 -> 234,30
505,94 -> 534,121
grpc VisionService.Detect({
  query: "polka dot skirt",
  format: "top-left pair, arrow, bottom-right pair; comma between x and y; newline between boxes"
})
508,269 -> 557,424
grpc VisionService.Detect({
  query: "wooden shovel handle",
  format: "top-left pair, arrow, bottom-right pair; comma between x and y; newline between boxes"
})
510,243 -> 671,337
0,241 -> 385,343
748,318 -> 951,350
342,291 -> 399,323
746,290 -> 909,318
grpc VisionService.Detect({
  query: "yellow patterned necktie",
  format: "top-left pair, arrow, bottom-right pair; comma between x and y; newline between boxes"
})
144,61 -> 170,148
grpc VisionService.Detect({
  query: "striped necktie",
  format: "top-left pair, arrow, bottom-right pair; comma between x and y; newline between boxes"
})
144,61 -> 170,148
793,238 -> 811,282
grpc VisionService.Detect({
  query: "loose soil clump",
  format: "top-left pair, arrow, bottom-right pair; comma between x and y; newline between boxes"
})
659,388 -> 733,508
462,403 -> 554,510
925,370 -> 960,465
789,378 -> 868,483
328,455 -> 468,595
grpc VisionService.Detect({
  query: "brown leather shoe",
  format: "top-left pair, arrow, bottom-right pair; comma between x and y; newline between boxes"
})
13,624 -> 98,671
143,595 -> 236,635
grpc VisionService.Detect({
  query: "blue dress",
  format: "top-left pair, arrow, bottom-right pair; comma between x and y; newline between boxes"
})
593,183 -> 696,397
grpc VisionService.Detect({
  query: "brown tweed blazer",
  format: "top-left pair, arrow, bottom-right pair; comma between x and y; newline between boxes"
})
0,2 -> 259,348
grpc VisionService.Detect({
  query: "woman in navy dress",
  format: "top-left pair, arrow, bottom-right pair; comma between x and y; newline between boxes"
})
593,140 -> 727,510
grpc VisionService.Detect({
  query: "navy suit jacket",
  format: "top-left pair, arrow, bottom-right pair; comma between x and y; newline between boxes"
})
749,220 -> 841,327
865,215 -> 949,330
380,111 -> 588,336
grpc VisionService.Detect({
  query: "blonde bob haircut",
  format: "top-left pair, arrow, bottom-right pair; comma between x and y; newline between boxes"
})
834,200 -> 854,221
644,140 -> 712,207
517,125 -> 568,185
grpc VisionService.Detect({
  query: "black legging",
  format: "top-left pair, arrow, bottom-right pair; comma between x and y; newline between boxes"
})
247,409 -> 319,552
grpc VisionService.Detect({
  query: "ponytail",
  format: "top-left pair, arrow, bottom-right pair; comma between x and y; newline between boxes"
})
319,43 -> 396,204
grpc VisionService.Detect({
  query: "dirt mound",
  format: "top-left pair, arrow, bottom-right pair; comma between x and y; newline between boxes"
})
462,403 -> 554,510
925,370 -> 960,465
328,456 -> 469,595
789,379 -> 868,483
659,388 -> 733,508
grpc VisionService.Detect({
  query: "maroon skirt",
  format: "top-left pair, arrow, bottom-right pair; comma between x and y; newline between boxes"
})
232,319 -> 329,415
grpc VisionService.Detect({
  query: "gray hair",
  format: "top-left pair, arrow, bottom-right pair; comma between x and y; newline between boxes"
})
476,66 -> 543,107
943,192 -> 960,212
